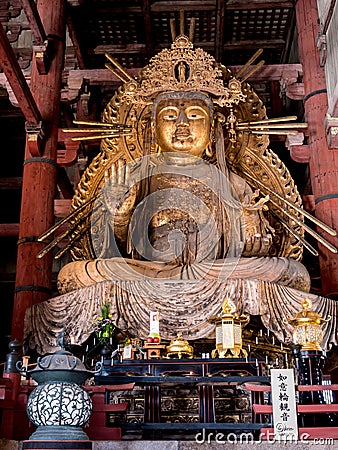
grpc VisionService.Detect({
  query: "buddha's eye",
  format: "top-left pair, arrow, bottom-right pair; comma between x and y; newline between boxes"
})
186,107 -> 208,120
159,107 -> 179,121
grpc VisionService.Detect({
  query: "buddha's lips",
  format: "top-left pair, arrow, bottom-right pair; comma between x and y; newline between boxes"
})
173,130 -> 193,142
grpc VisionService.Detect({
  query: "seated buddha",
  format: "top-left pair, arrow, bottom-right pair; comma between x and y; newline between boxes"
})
57,89 -> 310,294
27,34 -> 325,352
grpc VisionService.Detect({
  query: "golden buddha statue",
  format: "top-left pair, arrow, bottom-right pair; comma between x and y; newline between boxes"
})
58,89 -> 291,291
28,34 -> 337,354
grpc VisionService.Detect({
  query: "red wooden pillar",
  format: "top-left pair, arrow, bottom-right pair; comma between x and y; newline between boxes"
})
295,0 -> 338,297
12,0 -> 66,341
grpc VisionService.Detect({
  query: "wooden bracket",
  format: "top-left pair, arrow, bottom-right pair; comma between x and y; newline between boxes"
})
25,121 -> 45,157
57,129 -> 81,166
33,40 -> 52,75
285,133 -> 310,163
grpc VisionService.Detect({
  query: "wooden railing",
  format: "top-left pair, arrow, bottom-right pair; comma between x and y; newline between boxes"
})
245,382 -> 338,440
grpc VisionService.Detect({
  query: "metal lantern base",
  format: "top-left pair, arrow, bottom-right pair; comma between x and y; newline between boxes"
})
29,425 -> 90,441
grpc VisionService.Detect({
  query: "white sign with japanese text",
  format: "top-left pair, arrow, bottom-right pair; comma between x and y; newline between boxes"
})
271,368 -> 298,441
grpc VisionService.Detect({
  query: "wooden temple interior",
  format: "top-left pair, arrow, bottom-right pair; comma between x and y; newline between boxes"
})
1,0 -> 338,444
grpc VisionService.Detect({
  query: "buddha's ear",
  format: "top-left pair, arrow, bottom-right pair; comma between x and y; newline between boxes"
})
205,142 -> 213,158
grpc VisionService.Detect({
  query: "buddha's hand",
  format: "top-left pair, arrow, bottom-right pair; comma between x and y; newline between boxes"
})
241,190 -> 274,257
242,232 -> 273,257
102,159 -> 137,215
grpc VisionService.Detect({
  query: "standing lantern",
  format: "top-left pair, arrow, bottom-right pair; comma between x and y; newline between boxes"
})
17,346 -> 100,441
288,299 -> 330,351
288,298 -> 334,424
209,297 -> 248,358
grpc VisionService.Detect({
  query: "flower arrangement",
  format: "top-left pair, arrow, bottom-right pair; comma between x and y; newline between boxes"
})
92,302 -> 116,344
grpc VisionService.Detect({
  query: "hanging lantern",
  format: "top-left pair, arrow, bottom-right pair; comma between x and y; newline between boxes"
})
209,297 -> 248,358
288,299 -> 331,351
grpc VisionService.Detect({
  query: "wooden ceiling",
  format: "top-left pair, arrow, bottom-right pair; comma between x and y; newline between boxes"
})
1,1 -> 298,70
66,0 -> 296,70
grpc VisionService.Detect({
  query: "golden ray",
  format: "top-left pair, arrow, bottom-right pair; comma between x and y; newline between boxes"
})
266,193 -> 337,254
62,128 -> 131,133
170,18 -> 176,41
38,196 -> 96,242
71,133 -> 129,141
240,60 -> 265,83
238,166 -> 337,237
180,10 -> 185,35
105,63 -> 128,83
189,17 -> 196,42
239,116 -> 298,126
249,130 -> 299,135
270,211 -> 319,256
105,53 -> 134,82
73,120 -> 131,128
235,49 -> 263,78
237,123 -> 308,130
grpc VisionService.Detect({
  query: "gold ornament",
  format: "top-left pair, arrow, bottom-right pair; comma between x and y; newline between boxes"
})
288,299 -> 331,351
209,297 -> 249,358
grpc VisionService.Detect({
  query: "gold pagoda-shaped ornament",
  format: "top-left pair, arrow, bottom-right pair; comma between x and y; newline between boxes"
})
288,299 -> 331,351
209,297 -> 248,358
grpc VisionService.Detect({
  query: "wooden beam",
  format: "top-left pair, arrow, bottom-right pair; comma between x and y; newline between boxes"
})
226,0 -> 294,9
65,64 -> 302,84
20,0 -> 46,44
223,39 -> 285,50
151,0 -> 293,11
93,43 -> 147,54
0,23 -> 41,125
0,224 -> 19,237
215,0 -> 225,62
66,13 -> 86,69
0,177 -> 22,189
151,1 -> 215,12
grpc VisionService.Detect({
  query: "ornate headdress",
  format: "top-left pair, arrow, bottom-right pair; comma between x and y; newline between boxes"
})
118,35 -> 246,110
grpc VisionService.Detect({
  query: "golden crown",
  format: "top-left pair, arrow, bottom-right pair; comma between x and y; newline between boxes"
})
114,35 -> 246,108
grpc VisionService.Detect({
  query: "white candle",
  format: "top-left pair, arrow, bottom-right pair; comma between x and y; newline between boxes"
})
255,358 -> 258,367
267,329 -> 270,337
272,336 -> 275,345
255,337 -> 258,345
280,343 -> 283,351
248,344 -> 251,352
245,356 -> 248,363
260,329 -> 263,336
265,355 -> 268,364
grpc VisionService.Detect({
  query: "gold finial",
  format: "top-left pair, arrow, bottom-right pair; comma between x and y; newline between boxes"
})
302,298 -> 311,311
222,297 -> 236,315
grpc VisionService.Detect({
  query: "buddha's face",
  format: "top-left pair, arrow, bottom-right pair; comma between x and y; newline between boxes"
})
155,96 -> 211,157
